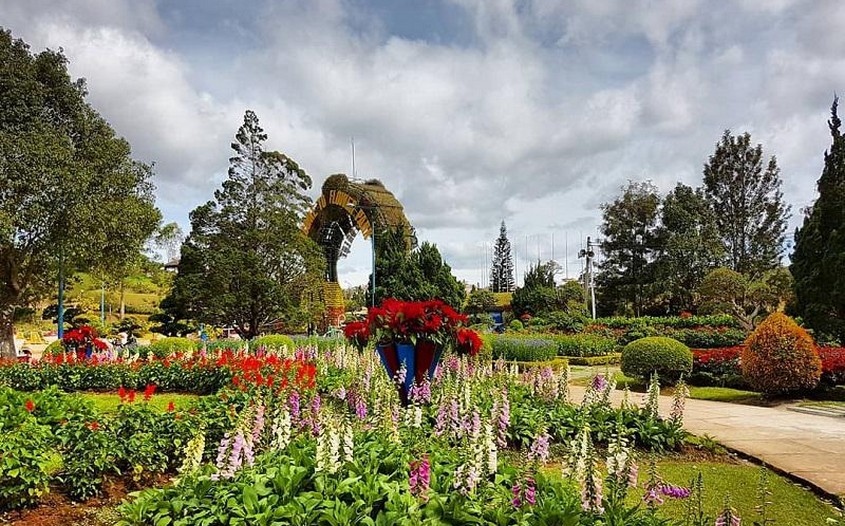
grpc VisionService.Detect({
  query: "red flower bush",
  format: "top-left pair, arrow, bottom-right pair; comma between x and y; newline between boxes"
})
818,347 -> 845,387
367,299 -> 467,344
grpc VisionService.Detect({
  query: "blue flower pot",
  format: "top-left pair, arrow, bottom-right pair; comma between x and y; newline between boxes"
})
396,342 -> 416,400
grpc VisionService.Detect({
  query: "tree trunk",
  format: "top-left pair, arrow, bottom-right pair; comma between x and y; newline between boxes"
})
119,281 -> 126,320
0,307 -> 16,360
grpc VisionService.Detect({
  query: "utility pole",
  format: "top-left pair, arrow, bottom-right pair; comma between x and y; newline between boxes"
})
578,235 -> 601,319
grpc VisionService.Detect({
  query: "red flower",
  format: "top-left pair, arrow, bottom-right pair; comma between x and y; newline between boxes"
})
128,391 -> 136,403
118,386 -> 127,401
143,384 -> 157,401
92,338 -> 108,351
166,401 -> 175,412
455,328 -> 482,356
343,321 -> 370,351
88,421 -> 100,431
25,399 -> 35,413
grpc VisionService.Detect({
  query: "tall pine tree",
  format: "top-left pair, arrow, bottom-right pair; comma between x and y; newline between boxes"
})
791,98 -> 845,342
703,130 -> 790,278
490,221 -> 515,292
165,110 -> 324,338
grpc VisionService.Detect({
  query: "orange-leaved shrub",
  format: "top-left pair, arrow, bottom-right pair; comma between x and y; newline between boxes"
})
740,312 -> 821,395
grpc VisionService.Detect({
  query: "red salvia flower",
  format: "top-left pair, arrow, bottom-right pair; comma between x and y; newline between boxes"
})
143,384 -> 157,401
167,401 -> 176,412
128,391 -> 136,403
25,399 -> 35,413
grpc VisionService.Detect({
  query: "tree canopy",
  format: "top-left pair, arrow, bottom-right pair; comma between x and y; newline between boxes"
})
596,181 -> 664,316
703,130 -> 790,279
366,227 -> 465,310
164,110 -> 324,338
0,29 -> 160,358
791,98 -> 845,343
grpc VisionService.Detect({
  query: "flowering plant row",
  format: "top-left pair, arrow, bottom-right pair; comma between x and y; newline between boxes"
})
0,349 -> 317,395
117,345 -> 693,526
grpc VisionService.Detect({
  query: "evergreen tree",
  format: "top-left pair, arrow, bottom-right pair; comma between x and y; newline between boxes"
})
791,98 -> 845,342
596,181 -> 665,316
366,227 -> 465,309
490,221 -> 515,292
164,110 -> 324,338
654,183 -> 724,313
703,130 -> 790,278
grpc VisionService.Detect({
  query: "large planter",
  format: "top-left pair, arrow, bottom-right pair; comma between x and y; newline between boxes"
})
377,340 -> 444,404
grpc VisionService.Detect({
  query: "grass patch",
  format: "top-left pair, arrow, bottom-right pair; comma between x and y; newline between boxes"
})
647,460 -> 840,525
688,386 -> 763,404
544,459 -> 840,525
76,392 -> 199,413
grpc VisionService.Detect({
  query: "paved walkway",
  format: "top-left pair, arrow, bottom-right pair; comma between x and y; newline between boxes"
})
570,385 -> 845,499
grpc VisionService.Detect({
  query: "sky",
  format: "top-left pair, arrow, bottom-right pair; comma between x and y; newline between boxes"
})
2,0 -> 844,288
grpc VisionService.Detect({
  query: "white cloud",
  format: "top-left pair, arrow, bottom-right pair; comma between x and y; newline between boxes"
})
2,0 -> 843,285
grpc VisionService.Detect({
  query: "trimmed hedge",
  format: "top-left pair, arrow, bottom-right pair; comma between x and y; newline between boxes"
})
566,354 -> 621,366
0,361 -> 231,394
502,357 -> 569,371
550,334 -> 617,357
621,337 -> 692,382
490,337 -> 557,362
290,335 -> 345,353
592,315 -> 739,329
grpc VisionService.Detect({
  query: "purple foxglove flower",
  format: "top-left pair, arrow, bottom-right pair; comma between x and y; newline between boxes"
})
525,477 -> 536,506
512,483 -> 522,508
592,374 -> 608,392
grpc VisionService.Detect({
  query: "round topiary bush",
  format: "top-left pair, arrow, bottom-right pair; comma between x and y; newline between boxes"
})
253,334 -> 295,351
740,312 -> 821,395
508,320 -> 524,332
621,336 -> 693,382
145,337 -> 196,358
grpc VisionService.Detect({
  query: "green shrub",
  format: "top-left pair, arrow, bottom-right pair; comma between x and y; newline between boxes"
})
593,315 -> 739,329
621,337 -> 692,382
490,336 -> 557,362
253,334 -> 295,351
551,334 -> 617,357
508,320 -> 524,332
567,354 -> 621,366
43,339 -> 63,356
0,407 -> 53,510
290,335 -> 344,353
144,337 -> 196,358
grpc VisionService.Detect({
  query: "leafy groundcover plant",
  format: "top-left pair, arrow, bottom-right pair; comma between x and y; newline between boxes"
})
117,345 -> 687,525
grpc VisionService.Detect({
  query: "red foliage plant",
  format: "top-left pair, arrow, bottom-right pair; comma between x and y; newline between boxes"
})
740,313 -> 822,395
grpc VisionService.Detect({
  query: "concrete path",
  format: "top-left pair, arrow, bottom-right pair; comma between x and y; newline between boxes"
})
570,385 -> 845,499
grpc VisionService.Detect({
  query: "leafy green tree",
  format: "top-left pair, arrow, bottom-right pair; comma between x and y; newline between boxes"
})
465,288 -> 496,314
791,98 -> 845,343
703,130 -> 790,278
697,266 -> 793,331
654,183 -> 724,313
490,221 -> 515,292
0,29 -> 160,358
164,110 -> 324,339
366,228 -> 465,309
511,261 -> 584,317
596,181 -> 664,316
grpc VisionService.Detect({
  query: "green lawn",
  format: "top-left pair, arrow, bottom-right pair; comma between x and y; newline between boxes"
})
545,459 -> 840,525
647,460 -> 840,525
687,386 -> 763,404
76,392 -> 199,413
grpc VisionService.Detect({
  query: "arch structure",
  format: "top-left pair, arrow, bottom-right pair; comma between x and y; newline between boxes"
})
302,174 -> 413,327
